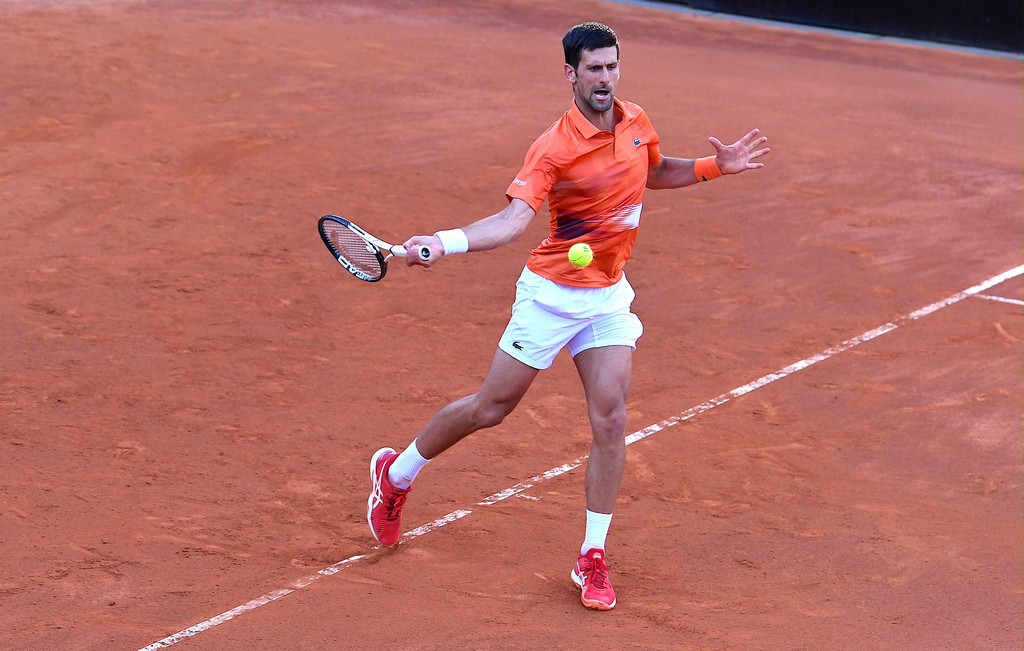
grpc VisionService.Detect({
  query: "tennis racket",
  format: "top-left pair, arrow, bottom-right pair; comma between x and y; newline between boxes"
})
318,214 -> 430,283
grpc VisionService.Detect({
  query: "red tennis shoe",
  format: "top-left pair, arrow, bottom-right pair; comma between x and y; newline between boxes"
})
571,548 -> 617,610
367,447 -> 409,546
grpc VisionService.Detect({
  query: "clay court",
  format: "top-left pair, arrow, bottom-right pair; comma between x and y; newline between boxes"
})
1,0 -> 1021,649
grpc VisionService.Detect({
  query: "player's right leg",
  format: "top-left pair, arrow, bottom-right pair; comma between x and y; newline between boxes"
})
367,349 -> 538,546
367,266 -> 586,546
414,349 -> 539,458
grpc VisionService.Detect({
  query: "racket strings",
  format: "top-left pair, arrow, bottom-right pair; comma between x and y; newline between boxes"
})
323,224 -> 383,277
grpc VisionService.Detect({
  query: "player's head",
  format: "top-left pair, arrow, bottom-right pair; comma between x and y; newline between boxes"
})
563,22 -> 619,116
562,22 -> 619,71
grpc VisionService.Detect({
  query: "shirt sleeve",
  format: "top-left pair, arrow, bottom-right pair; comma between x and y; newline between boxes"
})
505,134 -> 559,210
644,113 -> 663,168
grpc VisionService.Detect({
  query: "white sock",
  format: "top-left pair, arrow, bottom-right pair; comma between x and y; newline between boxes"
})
387,439 -> 430,489
581,509 -> 613,555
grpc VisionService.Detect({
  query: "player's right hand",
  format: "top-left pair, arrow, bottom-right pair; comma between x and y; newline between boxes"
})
403,235 -> 441,267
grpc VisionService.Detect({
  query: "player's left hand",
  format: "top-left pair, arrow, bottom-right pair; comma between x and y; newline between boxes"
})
711,128 -> 770,175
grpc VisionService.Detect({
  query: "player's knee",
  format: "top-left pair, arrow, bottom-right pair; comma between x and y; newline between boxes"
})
470,397 -> 515,430
590,405 -> 628,444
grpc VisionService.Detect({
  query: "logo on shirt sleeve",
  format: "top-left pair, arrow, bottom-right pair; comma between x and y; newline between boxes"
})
633,137 -> 642,146
512,177 -> 527,186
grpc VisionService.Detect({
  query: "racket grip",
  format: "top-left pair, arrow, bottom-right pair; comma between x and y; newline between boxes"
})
391,245 -> 432,260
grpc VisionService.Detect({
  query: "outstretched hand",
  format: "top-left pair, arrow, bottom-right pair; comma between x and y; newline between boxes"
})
710,128 -> 770,175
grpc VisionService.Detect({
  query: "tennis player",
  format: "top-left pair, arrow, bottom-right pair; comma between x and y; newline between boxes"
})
367,21 -> 769,610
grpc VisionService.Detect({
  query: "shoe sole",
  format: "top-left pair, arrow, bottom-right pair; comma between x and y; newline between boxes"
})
571,568 -> 616,610
367,447 -> 396,544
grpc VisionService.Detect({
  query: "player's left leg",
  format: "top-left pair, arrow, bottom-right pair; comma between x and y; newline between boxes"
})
570,344 -> 632,610
575,345 -> 632,513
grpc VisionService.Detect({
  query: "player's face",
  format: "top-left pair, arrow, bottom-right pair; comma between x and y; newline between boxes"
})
567,46 -> 619,115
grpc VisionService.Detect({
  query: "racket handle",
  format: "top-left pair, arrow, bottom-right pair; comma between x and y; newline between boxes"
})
392,245 -> 432,261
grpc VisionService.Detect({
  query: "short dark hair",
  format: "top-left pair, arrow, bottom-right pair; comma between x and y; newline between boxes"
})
563,22 -> 619,70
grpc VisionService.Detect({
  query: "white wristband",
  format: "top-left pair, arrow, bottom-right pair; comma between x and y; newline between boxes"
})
434,228 -> 469,255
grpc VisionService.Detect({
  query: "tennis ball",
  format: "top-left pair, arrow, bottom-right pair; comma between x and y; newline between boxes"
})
568,242 -> 594,268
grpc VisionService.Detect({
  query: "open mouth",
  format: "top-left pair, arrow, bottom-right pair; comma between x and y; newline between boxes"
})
593,89 -> 611,101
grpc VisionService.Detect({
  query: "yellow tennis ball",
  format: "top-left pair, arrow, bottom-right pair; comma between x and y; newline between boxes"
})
568,242 -> 594,268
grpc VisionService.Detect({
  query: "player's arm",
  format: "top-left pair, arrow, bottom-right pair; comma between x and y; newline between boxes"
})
645,156 -> 700,190
403,198 -> 537,266
461,198 -> 537,250
647,128 -> 770,190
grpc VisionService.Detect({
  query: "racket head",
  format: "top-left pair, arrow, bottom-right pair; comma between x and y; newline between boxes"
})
318,215 -> 388,282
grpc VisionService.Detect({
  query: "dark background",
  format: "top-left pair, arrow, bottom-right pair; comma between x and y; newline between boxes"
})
662,0 -> 1023,53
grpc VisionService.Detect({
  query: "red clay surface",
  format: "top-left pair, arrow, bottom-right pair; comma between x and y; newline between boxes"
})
1,1 -> 1021,649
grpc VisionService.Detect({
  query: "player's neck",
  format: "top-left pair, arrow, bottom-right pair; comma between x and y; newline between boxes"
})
575,98 -> 620,132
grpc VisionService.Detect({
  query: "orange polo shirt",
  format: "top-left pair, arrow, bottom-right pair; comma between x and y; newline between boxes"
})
506,97 -> 663,287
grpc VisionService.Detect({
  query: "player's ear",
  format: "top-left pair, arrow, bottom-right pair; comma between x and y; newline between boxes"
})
564,64 -> 576,83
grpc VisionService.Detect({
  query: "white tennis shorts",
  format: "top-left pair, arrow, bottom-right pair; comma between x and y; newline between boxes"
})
497,267 -> 643,370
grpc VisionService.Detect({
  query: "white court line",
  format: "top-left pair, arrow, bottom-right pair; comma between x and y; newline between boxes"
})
139,264 -> 1023,650
974,293 -> 1024,307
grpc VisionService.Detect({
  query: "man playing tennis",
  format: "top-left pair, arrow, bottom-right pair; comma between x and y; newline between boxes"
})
367,21 -> 769,610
